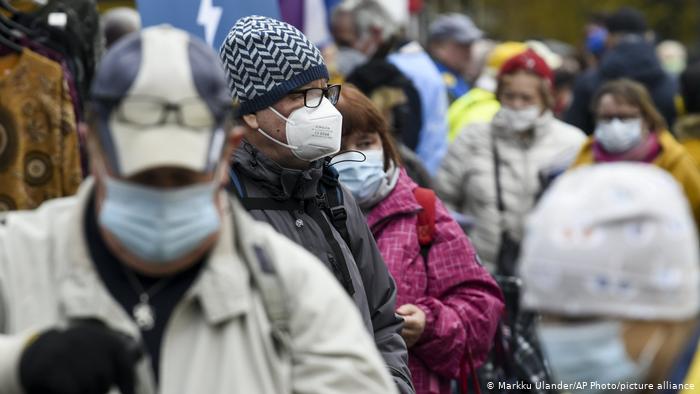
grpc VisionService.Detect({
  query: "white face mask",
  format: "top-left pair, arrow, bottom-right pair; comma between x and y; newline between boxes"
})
594,118 -> 644,153
492,105 -> 541,133
257,97 -> 343,162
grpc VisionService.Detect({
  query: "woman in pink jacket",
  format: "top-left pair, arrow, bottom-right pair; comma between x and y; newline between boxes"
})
332,85 -> 504,394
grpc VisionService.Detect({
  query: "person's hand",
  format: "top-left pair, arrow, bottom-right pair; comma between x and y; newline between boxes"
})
396,304 -> 426,348
19,320 -> 141,394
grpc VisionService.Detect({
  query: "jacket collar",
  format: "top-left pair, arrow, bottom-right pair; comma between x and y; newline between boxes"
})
233,140 -> 324,200
366,169 -> 421,229
59,179 -> 252,338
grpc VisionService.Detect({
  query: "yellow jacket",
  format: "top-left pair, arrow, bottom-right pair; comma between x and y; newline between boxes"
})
572,130 -> 700,228
447,88 -> 500,142
674,114 -> 700,166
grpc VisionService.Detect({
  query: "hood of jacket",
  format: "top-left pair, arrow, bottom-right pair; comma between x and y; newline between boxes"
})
599,39 -> 667,85
367,169 -> 421,230
232,140 -> 324,200
674,114 -> 700,141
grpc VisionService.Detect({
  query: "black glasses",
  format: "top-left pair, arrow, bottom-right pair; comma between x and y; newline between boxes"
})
96,95 -> 228,129
287,84 -> 341,108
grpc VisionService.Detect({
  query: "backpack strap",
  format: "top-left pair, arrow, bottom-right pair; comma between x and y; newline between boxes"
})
318,164 -> 352,247
413,187 -> 437,260
228,166 -> 303,211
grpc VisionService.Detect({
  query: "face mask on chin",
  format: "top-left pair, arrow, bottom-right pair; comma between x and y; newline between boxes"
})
99,176 -> 221,264
492,105 -> 541,133
256,97 -> 343,162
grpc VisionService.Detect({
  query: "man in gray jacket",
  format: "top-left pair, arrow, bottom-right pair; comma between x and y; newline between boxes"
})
0,25 -> 397,394
219,16 -> 414,393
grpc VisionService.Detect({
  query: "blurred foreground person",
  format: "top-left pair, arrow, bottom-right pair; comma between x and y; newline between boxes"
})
572,79 -> 700,228
520,163 -> 700,394
333,86 -> 503,394
219,16 -> 413,393
0,26 -> 396,394
438,49 -> 585,272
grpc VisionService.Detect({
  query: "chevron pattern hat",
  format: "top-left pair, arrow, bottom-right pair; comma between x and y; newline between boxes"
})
219,15 -> 329,115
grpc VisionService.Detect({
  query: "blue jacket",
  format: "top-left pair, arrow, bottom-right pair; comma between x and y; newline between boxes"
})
566,38 -> 678,134
389,42 -> 449,175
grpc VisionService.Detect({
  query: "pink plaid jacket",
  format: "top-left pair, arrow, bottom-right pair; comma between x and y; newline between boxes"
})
367,169 -> 504,394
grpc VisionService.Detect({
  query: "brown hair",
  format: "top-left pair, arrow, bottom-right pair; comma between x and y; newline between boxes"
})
335,84 -> 401,170
496,69 -> 555,110
591,78 -> 667,132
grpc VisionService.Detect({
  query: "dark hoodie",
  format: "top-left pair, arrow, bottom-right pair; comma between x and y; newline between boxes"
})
565,37 -> 677,134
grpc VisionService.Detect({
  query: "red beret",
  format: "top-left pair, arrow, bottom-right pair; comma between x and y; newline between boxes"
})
498,48 -> 553,86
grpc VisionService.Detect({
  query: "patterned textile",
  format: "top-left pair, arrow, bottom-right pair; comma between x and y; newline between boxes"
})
0,48 -> 81,211
367,169 -> 504,394
219,15 -> 329,114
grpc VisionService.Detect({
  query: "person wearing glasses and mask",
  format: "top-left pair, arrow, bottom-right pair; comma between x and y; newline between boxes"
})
0,26 -> 398,394
219,16 -> 414,394
571,78 -> 700,229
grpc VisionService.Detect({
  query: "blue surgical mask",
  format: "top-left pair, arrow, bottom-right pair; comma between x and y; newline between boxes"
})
333,150 -> 387,206
538,321 -> 663,394
594,118 -> 644,153
99,176 -> 221,263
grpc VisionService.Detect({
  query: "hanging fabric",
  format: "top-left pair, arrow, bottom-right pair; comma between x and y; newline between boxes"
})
0,0 -> 99,212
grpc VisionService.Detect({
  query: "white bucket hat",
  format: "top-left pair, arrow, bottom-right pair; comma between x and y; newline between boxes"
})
519,163 -> 700,320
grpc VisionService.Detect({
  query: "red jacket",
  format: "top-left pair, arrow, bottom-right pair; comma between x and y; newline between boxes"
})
367,169 -> 504,394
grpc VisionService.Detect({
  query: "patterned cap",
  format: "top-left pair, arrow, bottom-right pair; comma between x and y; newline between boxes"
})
90,25 -> 231,177
219,15 -> 329,115
519,163 -> 700,321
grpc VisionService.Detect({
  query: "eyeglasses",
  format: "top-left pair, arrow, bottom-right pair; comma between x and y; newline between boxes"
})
287,84 -> 341,108
97,96 -> 229,129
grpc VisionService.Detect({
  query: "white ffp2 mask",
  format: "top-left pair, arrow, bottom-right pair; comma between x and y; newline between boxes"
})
257,97 -> 343,162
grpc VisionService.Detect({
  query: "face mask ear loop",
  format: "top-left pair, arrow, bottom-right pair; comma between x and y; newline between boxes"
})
256,127 -> 300,150
268,106 -> 297,126
256,106 -> 300,150
329,150 -> 367,167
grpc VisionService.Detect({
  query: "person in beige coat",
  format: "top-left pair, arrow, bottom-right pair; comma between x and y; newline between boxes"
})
436,49 -> 585,271
0,25 -> 397,394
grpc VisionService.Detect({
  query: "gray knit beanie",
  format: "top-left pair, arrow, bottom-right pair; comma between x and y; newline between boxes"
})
219,15 -> 329,115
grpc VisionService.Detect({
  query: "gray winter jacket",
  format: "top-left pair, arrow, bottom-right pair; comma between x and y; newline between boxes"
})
230,142 -> 414,394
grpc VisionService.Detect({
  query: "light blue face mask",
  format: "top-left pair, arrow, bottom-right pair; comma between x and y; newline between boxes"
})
99,176 -> 221,263
332,150 -> 386,206
538,320 -> 663,394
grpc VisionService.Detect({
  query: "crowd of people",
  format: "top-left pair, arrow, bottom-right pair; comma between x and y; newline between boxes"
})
0,1 -> 700,394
